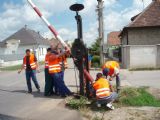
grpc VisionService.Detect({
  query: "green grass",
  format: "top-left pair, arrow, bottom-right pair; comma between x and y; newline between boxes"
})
0,61 -> 45,71
38,61 -> 45,65
119,87 -> 160,107
66,96 -> 88,109
129,67 -> 160,71
66,87 -> 160,110
0,64 -> 22,71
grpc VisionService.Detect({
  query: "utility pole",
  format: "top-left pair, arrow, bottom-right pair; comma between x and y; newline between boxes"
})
97,0 -> 104,65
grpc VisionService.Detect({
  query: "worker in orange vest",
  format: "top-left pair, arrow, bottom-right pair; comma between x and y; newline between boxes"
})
102,61 -> 120,93
18,49 -> 40,93
48,47 -> 71,97
44,48 -> 53,96
93,73 -> 118,110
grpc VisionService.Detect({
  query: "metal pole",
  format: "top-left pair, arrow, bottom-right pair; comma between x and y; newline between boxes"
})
97,0 -> 104,65
27,0 -> 68,48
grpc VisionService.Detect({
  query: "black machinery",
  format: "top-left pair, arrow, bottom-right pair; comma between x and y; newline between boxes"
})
70,4 -> 90,97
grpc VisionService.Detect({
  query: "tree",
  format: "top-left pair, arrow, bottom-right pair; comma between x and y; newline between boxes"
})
89,38 -> 100,55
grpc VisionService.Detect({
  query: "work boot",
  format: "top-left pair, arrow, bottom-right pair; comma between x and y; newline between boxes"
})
97,103 -> 101,108
28,91 -> 32,94
106,103 -> 114,110
37,88 -> 40,93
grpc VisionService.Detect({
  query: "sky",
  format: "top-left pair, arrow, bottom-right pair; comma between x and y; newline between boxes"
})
0,0 -> 152,46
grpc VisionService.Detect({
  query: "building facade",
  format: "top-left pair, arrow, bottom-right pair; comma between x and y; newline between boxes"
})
120,0 -> 160,69
0,26 -> 50,67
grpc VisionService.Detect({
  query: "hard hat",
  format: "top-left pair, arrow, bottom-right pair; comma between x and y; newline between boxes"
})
103,68 -> 109,76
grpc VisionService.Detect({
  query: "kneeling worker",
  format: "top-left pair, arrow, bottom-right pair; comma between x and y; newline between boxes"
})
102,61 -> 120,93
93,73 -> 118,110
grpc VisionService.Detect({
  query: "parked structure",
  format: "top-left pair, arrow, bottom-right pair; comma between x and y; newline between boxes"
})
119,0 -> 160,69
0,25 -> 50,67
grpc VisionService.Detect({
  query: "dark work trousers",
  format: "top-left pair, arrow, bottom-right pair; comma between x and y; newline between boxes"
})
59,71 -> 64,81
25,70 -> 40,92
44,68 -> 53,96
116,74 -> 121,93
50,73 -> 71,96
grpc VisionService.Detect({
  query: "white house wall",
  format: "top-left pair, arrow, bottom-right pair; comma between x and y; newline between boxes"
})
122,45 -> 158,69
0,44 -> 49,67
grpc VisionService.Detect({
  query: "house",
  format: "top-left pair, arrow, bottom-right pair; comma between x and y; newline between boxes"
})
119,0 -> 160,69
107,31 -> 121,60
0,25 -> 50,67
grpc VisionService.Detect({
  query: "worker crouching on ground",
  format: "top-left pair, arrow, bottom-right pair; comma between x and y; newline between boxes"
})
48,46 -> 71,97
93,73 -> 118,110
102,61 -> 121,93
18,49 -> 40,93
44,48 -> 53,96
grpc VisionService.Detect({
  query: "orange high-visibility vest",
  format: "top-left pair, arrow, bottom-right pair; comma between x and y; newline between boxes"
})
45,54 -> 50,69
102,61 -> 120,76
48,54 -> 61,74
23,54 -> 37,70
93,78 -> 111,99
59,55 -> 68,69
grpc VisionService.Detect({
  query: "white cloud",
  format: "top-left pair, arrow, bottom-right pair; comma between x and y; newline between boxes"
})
43,28 -> 77,41
0,0 -> 153,47
0,0 -> 76,41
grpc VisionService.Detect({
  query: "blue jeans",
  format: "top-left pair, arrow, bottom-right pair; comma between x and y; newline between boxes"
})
50,73 -> 71,96
97,92 -> 118,105
25,70 -> 40,92
59,71 -> 64,81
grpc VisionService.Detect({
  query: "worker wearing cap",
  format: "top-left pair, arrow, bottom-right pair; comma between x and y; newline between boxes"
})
44,48 -> 53,96
93,73 -> 118,110
18,49 -> 40,93
48,47 -> 71,97
102,61 -> 120,93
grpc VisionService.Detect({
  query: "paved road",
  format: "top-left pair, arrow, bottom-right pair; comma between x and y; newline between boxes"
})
119,70 -> 160,89
0,59 -> 160,120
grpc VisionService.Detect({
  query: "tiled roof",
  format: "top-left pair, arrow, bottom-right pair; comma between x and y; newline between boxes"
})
107,31 -> 121,46
127,0 -> 160,28
0,26 -> 50,47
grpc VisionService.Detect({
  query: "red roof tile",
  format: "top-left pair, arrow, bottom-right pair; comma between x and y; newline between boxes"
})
107,31 -> 121,46
127,0 -> 160,28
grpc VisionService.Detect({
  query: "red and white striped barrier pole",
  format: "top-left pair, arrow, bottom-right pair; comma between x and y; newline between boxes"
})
27,0 -> 68,48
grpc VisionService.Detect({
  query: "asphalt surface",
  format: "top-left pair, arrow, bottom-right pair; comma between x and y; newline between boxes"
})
0,59 -> 160,120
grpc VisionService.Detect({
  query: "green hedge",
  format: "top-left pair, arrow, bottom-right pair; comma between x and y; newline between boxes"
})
91,55 -> 100,68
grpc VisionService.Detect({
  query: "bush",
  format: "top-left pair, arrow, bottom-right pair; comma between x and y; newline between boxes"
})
91,55 -> 100,68
119,87 -> 160,107
66,96 -> 88,109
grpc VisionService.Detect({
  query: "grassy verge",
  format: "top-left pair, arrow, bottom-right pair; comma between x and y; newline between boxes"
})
66,87 -> 160,109
129,68 -> 160,71
0,64 -> 22,71
66,87 -> 160,120
119,87 -> 160,107
0,61 -> 45,71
